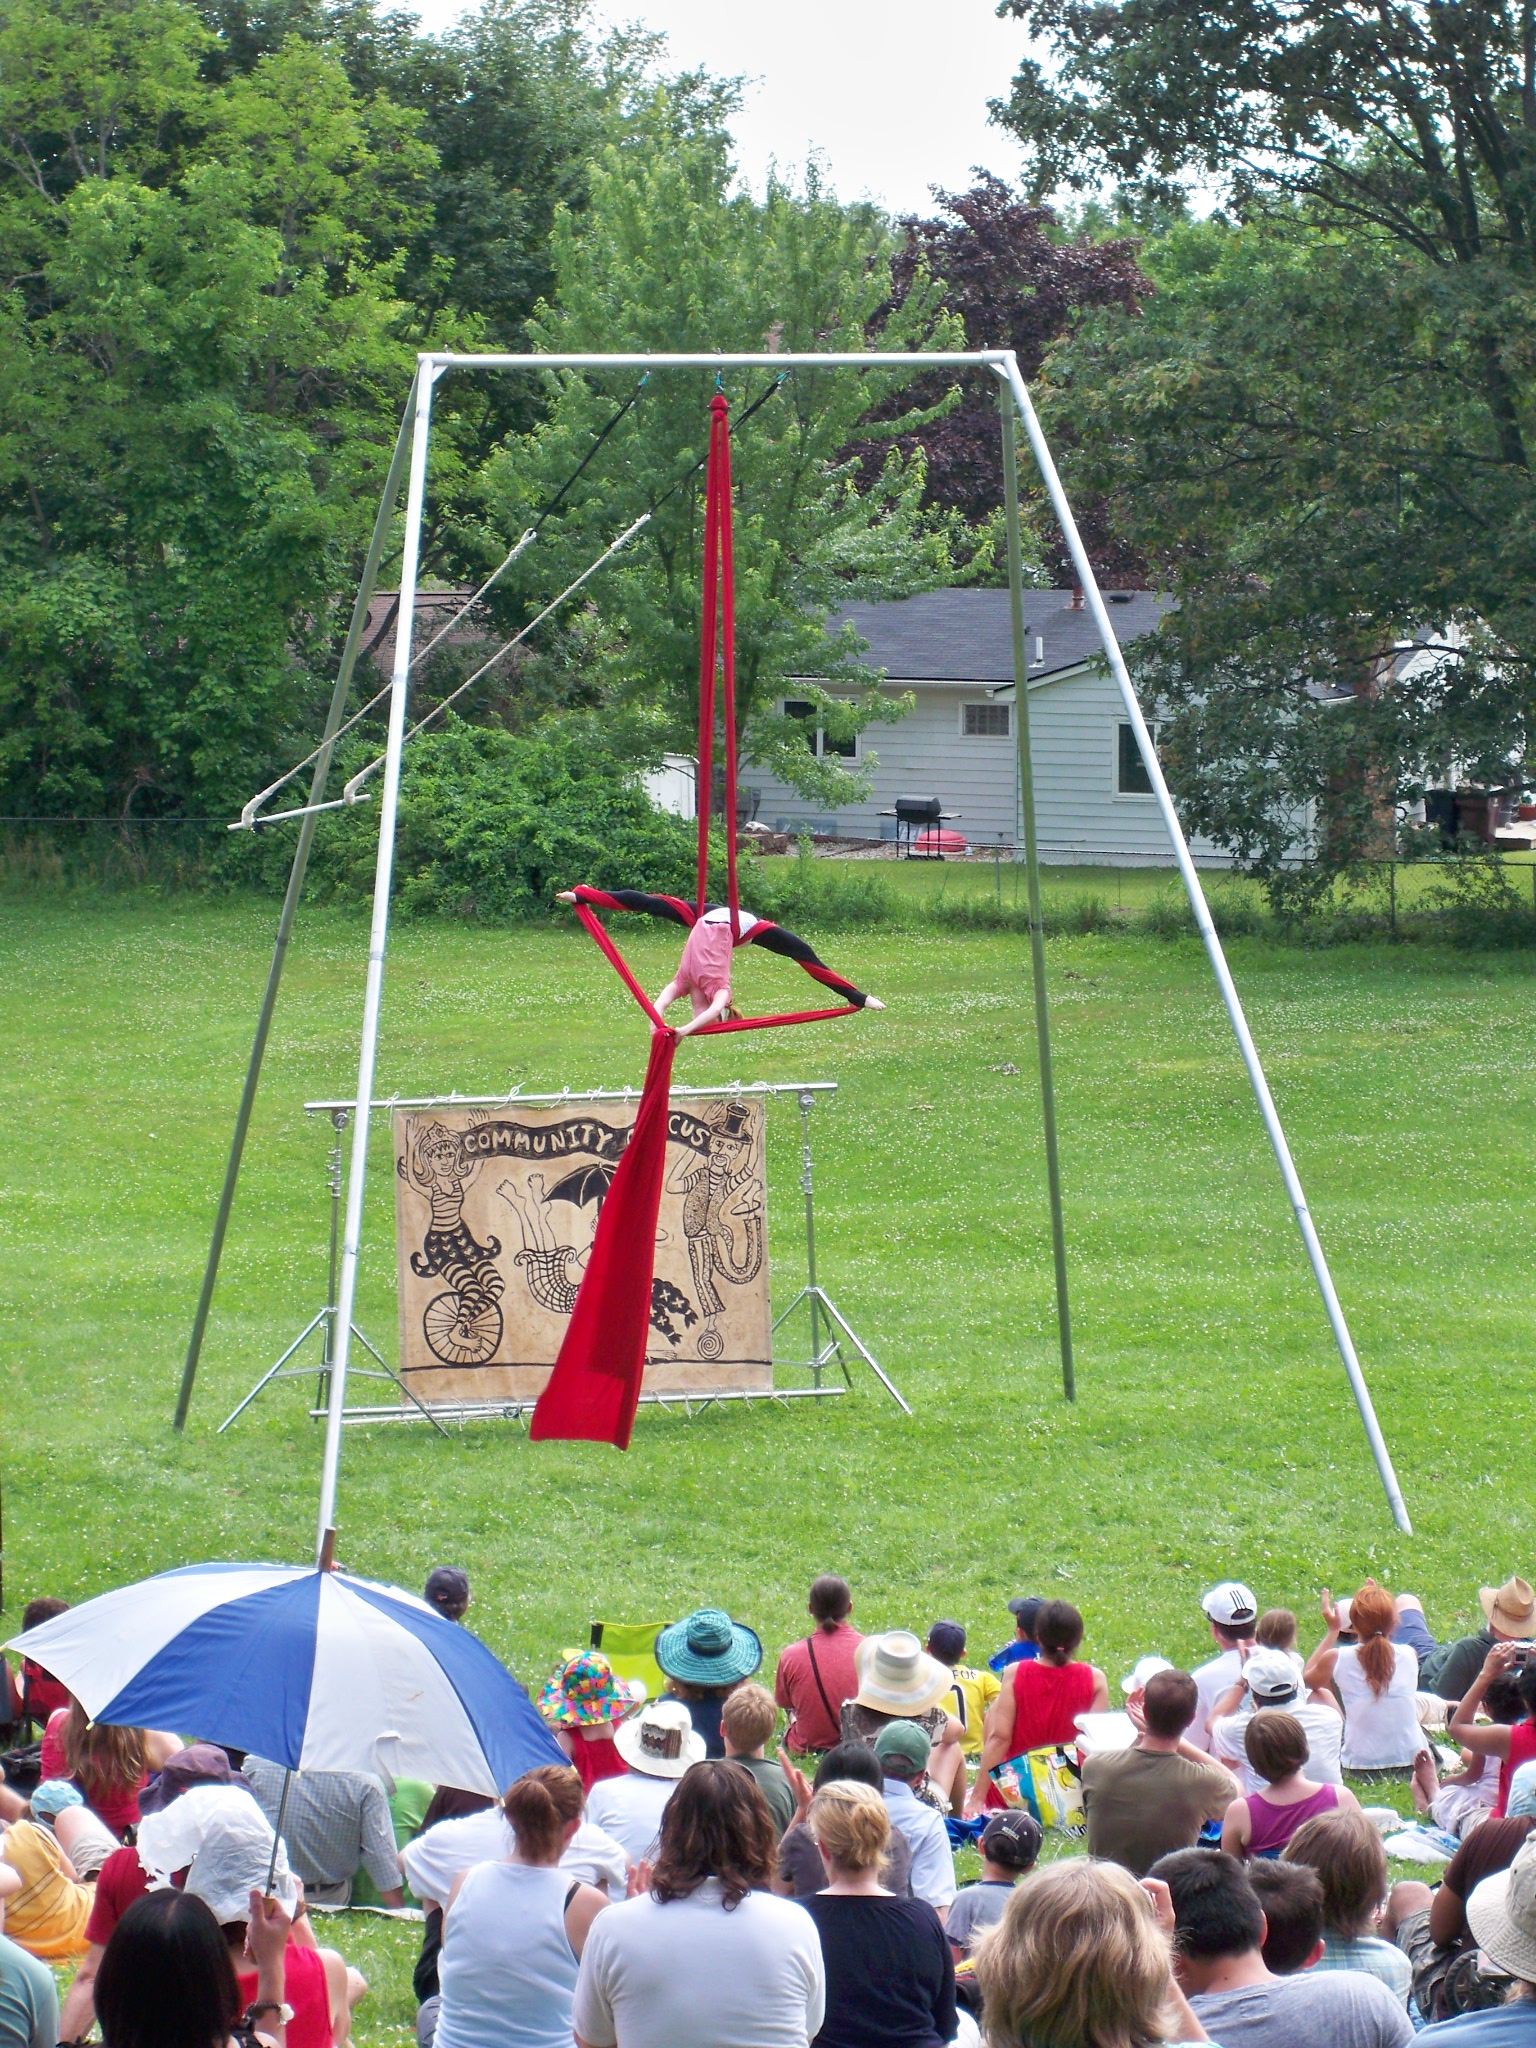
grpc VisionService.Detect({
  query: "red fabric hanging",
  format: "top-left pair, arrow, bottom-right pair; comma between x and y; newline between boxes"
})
696,393 -> 740,933
535,393 -> 866,1449
529,1027 -> 678,1449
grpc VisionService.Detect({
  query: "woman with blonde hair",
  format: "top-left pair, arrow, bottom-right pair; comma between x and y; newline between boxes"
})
974,1860 -> 1208,2048
433,1764 -> 609,2048
798,1779 -> 954,2048
1304,1583 -> 1435,1789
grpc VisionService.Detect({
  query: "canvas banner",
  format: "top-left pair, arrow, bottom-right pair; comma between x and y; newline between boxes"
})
393,1096 -> 771,1403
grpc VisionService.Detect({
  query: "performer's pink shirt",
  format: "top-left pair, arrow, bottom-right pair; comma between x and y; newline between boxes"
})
676,917 -> 735,998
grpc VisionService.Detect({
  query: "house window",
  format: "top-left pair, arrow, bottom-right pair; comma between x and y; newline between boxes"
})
1117,721 -> 1159,795
782,699 -> 858,760
962,702 -> 1011,738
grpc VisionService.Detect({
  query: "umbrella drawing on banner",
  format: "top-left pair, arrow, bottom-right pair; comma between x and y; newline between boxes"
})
545,1161 -> 619,1214
8,1562 -> 564,1800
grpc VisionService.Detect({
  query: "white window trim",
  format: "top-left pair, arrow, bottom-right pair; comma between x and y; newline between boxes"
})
780,697 -> 861,762
959,701 -> 1012,738
1113,719 -> 1160,800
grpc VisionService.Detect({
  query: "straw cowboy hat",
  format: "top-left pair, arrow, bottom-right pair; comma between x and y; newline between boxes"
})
853,1631 -> 953,1717
1481,1577 -> 1536,1639
615,1698 -> 707,1780
1466,1835 -> 1536,1983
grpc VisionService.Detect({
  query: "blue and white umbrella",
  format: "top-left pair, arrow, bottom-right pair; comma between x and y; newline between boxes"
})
8,1562 -> 564,1797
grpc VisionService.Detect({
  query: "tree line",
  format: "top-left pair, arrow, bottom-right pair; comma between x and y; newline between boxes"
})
5,0 -> 1535,901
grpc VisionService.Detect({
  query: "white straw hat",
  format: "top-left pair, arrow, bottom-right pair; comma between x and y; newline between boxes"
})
1467,1835 -> 1536,1983
853,1631 -> 953,1717
614,1697 -> 707,1780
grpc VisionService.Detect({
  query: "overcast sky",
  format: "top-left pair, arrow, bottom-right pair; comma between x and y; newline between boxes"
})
410,0 -> 1036,217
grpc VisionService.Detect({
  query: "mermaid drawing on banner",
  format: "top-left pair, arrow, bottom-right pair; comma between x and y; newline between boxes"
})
397,1121 -> 505,1366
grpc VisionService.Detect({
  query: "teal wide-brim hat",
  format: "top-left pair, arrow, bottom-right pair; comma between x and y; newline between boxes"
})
655,1607 -> 763,1688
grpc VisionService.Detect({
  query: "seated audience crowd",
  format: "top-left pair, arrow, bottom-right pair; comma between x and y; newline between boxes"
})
2,1567 -> 1534,2048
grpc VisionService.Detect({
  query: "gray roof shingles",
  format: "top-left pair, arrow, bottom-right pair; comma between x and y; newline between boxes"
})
826,587 -> 1171,684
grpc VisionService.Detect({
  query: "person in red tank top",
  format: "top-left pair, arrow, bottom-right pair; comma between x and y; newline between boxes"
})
1447,1643 -> 1536,1816
968,1601 -> 1109,1815
537,1649 -> 647,1794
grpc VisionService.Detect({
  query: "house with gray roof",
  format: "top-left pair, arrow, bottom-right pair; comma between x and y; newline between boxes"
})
742,585 -> 1238,864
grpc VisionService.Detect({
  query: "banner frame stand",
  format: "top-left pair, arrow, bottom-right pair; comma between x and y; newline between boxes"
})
219,1080 -> 901,1431
214,1106 -> 450,1438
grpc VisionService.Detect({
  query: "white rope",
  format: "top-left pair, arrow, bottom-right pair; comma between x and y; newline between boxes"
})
233,530 -> 536,830
338,514 -> 650,806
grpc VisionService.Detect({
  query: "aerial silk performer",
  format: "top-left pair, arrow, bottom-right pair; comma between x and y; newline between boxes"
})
530,392 -> 884,1450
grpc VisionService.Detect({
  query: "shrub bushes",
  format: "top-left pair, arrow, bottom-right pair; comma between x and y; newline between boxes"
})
307,716 -> 698,918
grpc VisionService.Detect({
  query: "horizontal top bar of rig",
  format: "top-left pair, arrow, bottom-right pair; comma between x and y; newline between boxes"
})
304,1081 -> 839,1113
421,350 -> 1016,372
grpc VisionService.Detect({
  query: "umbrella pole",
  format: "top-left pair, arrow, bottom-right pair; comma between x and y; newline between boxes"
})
265,1767 -> 294,1900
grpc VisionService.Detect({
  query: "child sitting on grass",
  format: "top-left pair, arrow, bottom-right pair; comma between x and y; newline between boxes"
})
946,1811 -> 1041,1958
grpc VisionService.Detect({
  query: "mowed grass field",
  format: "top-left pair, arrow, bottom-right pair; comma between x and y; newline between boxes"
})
3,879 -> 1534,2039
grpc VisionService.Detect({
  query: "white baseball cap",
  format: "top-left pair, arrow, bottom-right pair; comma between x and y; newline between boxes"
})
1244,1648 -> 1301,1702
1201,1582 -> 1258,1628
1121,1655 -> 1175,1695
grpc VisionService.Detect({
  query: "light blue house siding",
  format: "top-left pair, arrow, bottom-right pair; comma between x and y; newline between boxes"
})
743,588 -> 1239,866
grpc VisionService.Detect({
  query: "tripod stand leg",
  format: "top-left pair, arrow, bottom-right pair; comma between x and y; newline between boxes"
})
217,1310 -> 330,1433
349,1324 -> 452,1439
815,1289 -> 911,1415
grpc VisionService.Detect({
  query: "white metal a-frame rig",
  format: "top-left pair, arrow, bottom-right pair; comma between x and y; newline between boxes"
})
175,349 -> 1414,1550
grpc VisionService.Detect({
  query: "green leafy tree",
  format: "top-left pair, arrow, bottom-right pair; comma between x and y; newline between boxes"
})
0,0 -> 431,818
480,120 -> 966,808
994,1 -> 1536,880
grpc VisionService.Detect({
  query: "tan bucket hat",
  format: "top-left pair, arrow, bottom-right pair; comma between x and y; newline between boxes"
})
1480,1576 -> 1536,1639
853,1630 -> 954,1717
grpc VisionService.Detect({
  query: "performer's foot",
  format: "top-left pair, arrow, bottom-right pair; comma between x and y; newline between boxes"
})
555,890 -> 576,903
865,996 -> 886,1011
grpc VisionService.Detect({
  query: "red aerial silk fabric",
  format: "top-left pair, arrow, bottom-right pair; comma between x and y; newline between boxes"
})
535,395 -> 862,1448
529,1026 -> 678,1449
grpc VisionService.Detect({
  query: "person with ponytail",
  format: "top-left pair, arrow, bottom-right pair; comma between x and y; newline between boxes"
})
799,1779 -> 956,2048
430,1765 -> 608,2048
774,1577 -> 864,1758
1304,1583 -> 1437,1790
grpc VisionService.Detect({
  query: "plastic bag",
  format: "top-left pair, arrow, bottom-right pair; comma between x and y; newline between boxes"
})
989,1745 -> 1085,1836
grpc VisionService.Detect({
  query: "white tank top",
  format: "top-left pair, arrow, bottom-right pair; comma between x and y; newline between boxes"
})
1335,1641 -> 1422,1769
434,1861 -> 580,2048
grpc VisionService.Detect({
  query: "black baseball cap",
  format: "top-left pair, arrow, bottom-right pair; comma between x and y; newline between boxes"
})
1008,1596 -> 1043,1630
424,1566 -> 471,1615
981,1809 -> 1043,1869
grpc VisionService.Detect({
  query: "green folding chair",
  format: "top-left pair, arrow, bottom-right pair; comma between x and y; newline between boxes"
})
590,1619 -> 668,1703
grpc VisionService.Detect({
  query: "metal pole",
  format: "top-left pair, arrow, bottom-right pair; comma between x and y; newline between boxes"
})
315,369 -> 437,1556
996,357 -> 1411,1533
999,388 -> 1075,1402
799,1091 -> 820,1377
264,1766 -> 294,1899
174,376 -> 420,1429
319,1110 -> 346,1409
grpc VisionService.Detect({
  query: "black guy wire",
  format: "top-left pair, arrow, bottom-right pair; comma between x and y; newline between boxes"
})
651,373 -> 791,514
530,375 -> 649,533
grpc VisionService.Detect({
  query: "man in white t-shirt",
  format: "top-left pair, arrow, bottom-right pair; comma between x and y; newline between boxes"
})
1208,1648 -> 1344,1794
583,1699 -> 705,1868
1190,1581 -> 1259,1753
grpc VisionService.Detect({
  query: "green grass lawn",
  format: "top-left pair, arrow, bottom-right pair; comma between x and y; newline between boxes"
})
4,888 -> 1531,2040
